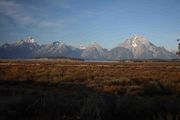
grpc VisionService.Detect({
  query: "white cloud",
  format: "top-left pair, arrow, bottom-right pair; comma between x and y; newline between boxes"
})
0,1 -> 34,25
0,0 -> 63,28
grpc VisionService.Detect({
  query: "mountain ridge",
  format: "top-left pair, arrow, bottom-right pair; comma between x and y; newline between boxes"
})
0,35 -> 178,60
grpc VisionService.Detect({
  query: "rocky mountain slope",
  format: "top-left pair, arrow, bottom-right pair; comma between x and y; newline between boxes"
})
0,36 -> 177,60
119,35 -> 177,59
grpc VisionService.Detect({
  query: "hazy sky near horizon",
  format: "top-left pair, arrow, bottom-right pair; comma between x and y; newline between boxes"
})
0,0 -> 180,50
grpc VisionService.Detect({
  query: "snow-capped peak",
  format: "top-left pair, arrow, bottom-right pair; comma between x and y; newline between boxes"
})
131,35 -> 149,43
79,44 -> 86,50
25,36 -> 36,43
124,35 -> 150,48
52,41 -> 65,46
15,36 -> 36,45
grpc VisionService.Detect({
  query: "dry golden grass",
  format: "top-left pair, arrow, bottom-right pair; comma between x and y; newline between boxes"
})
0,60 -> 180,95
0,60 -> 180,120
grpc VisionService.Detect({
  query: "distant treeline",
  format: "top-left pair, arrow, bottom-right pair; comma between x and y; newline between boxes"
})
117,59 -> 180,62
33,56 -> 84,61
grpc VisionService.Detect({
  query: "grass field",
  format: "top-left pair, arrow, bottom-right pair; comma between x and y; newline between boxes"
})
0,60 -> 180,120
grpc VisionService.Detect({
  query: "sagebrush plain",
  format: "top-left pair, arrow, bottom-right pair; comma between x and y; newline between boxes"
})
0,60 -> 180,120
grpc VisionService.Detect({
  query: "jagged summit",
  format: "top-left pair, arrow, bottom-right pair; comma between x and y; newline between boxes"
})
81,42 -> 107,60
131,35 -> 149,42
16,40 -> 25,45
79,44 -> 86,50
15,36 -> 36,45
1,43 -> 10,48
121,35 -> 150,48
79,42 -> 102,50
26,36 -> 36,43
52,41 -> 65,47
87,42 -> 100,48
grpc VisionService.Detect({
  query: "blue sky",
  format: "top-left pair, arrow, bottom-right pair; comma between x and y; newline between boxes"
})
0,0 -> 180,50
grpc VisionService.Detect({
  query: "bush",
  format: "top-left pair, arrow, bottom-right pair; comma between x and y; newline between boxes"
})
139,82 -> 172,96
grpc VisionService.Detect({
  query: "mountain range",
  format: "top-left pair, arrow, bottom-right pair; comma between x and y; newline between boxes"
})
0,35 -> 177,60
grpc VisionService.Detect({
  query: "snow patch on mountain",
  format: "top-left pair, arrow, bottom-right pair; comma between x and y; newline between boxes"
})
79,44 -> 86,50
26,36 -> 35,43
132,40 -> 137,47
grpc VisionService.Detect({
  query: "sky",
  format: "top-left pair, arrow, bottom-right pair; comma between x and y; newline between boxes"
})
0,0 -> 180,51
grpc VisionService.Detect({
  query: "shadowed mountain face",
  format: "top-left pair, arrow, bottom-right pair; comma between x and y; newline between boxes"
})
0,37 -> 39,59
0,36 -> 177,60
80,42 -> 108,60
106,47 -> 134,60
34,41 -> 81,58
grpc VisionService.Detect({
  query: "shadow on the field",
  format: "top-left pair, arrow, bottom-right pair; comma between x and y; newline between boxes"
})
0,80 -> 180,120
